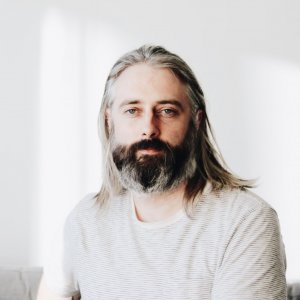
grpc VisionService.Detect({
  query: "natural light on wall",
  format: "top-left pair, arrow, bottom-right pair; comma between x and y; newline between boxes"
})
35,8 -> 83,265
34,8 -> 124,266
237,56 -> 300,281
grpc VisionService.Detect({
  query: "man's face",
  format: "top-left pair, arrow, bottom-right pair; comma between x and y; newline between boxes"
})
107,63 -> 192,151
107,63 -> 198,193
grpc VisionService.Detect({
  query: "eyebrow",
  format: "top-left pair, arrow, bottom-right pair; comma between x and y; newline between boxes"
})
119,99 -> 185,110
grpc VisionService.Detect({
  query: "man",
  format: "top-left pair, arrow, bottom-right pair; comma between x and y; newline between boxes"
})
38,45 -> 287,299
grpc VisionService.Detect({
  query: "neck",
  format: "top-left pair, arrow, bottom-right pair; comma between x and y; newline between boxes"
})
130,182 -> 186,223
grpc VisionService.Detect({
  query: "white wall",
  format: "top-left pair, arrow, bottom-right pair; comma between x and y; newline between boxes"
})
1,0 -> 299,280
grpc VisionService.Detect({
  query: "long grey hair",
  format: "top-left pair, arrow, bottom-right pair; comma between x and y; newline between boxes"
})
96,45 -> 253,212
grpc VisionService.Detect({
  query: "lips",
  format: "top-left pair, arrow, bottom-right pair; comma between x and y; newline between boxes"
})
135,140 -> 167,158
137,148 -> 163,155
136,139 -> 166,151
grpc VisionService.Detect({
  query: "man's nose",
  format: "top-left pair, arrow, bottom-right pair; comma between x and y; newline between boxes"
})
141,112 -> 160,139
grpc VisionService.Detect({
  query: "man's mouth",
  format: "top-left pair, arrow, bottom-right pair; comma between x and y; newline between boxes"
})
137,147 -> 163,156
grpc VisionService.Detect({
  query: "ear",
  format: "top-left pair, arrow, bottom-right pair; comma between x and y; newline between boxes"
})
195,109 -> 203,129
105,108 -> 111,132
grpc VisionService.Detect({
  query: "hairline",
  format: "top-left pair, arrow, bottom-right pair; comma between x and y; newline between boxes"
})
105,62 -> 200,118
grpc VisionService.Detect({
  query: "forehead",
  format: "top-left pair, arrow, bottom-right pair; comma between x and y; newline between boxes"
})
111,63 -> 189,108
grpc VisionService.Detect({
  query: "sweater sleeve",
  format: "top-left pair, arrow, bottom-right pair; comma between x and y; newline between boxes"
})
211,205 -> 287,300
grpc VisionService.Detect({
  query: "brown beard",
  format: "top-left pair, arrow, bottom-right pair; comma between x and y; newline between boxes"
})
112,125 -> 197,193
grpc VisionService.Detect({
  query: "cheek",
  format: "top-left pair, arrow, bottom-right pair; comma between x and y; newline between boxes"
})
167,130 -> 186,145
111,121 -> 137,145
164,121 -> 190,145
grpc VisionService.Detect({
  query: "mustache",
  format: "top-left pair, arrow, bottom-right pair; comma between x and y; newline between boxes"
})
132,138 -> 170,152
112,139 -> 172,164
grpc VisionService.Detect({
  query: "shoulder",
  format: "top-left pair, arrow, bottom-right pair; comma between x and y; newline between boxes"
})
208,189 -> 287,298
214,186 -> 271,207
70,192 -> 98,214
197,186 -> 279,228
65,193 -> 98,222
228,188 -> 278,222
63,193 -> 99,237
210,187 -> 274,212
200,187 -> 285,259
64,192 -> 128,231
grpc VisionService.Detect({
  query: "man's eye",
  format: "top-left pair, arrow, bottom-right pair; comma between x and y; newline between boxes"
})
125,108 -> 137,115
160,109 -> 178,116
163,109 -> 174,114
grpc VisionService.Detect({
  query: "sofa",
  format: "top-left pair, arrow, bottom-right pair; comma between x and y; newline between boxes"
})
0,267 -> 42,300
0,267 -> 299,299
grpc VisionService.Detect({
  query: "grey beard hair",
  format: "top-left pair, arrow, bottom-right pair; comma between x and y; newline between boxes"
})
119,150 -> 197,194
112,124 -> 198,194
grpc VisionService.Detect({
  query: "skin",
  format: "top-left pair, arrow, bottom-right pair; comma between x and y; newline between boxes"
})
107,63 -> 202,222
108,64 -> 192,148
